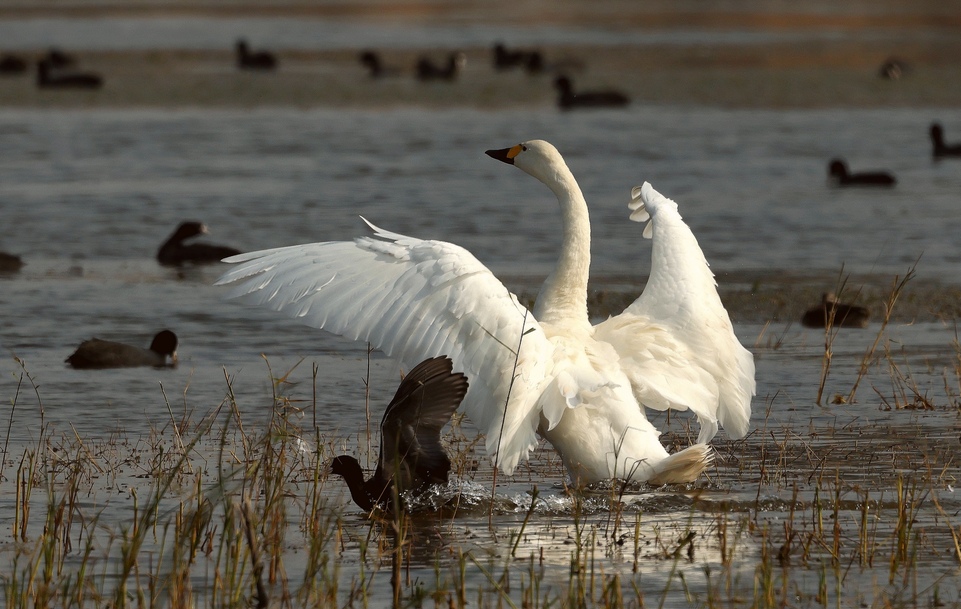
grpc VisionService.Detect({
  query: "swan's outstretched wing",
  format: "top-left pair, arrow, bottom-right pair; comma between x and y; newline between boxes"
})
215,219 -> 552,473
596,183 -> 755,443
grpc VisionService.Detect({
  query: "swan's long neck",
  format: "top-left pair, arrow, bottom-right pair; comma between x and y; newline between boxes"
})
534,169 -> 591,329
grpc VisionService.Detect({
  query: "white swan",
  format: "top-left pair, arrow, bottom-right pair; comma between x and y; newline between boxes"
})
216,140 -> 755,485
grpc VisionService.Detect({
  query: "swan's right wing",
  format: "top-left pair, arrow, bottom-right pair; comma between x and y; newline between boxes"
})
215,220 -> 553,474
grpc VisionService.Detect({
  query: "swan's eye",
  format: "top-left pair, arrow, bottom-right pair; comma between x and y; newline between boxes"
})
521,145 -> 527,151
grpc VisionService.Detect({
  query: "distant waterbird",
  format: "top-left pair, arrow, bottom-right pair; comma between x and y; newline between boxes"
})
801,293 -> 870,329
492,43 -> 544,73
0,53 -> 27,75
157,221 -> 241,267
236,39 -> 277,71
359,50 -> 400,78
416,52 -> 466,81
828,159 -> 896,187
930,123 -> 961,159
553,75 -> 629,110
36,59 -> 102,89
0,251 -> 24,273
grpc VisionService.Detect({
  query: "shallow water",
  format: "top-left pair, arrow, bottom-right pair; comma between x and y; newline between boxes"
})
1,105 -> 961,606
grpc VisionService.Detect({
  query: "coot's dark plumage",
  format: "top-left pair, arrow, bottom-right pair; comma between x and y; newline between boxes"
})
329,356 -> 469,512
415,52 -> 466,81
492,43 -> 544,73
0,252 -> 24,273
157,221 -> 241,266
359,50 -> 399,78
828,159 -> 896,186
44,48 -> 76,69
0,53 -> 28,75
930,123 -> 961,159
36,59 -> 103,89
553,76 -> 629,110
236,39 -> 277,71
66,330 -> 178,369
801,293 -> 870,329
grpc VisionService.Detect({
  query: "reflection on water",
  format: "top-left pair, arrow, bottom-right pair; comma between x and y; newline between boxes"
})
1,106 -> 960,606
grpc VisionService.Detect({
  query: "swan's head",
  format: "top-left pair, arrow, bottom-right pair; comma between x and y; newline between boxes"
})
485,140 -> 570,186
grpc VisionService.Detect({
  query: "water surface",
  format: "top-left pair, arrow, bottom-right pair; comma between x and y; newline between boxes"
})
1,105 -> 960,607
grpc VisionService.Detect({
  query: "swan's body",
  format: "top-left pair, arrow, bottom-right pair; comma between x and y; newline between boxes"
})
217,140 -> 754,485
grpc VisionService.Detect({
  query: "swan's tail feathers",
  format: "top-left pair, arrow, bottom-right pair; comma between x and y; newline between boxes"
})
648,443 -> 712,486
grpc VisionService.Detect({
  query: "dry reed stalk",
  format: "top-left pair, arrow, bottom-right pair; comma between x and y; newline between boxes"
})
847,264 -> 916,404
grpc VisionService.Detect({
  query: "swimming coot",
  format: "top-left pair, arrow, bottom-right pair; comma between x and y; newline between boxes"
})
415,52 -> 466,81
36,59 -> 103,89
157,221 -> 241,266
801,293 -> 870,329
66,330 -> 178,369
0,252 -> 24,273
236,39 -> 277,71
930,123 -> 961,159
553,76 -> 629,110
828,159 -> 896,187
359,50 -> 400,78
0,53 -> 28,75
492,43 -> 544,73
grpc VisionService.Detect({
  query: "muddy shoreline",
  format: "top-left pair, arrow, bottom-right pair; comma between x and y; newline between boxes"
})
3,0 -> 961,109
4,44 -> 961,110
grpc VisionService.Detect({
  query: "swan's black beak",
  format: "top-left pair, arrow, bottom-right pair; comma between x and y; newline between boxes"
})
485,146 -> 517,165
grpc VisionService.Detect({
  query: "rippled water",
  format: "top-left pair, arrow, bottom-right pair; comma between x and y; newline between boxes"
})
1,105 -> 960,606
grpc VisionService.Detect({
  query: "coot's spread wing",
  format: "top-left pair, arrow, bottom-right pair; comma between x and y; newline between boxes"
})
376,356 -> 468,492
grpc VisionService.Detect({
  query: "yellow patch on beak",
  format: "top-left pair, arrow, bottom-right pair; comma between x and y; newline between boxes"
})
507,145 -> 523,159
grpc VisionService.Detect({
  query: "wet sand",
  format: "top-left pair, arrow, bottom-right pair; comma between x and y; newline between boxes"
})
2,1 -> 961,109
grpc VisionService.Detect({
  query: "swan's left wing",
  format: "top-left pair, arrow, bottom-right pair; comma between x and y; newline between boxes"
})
215,219 -> 553,474
596,183 -> 755,443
